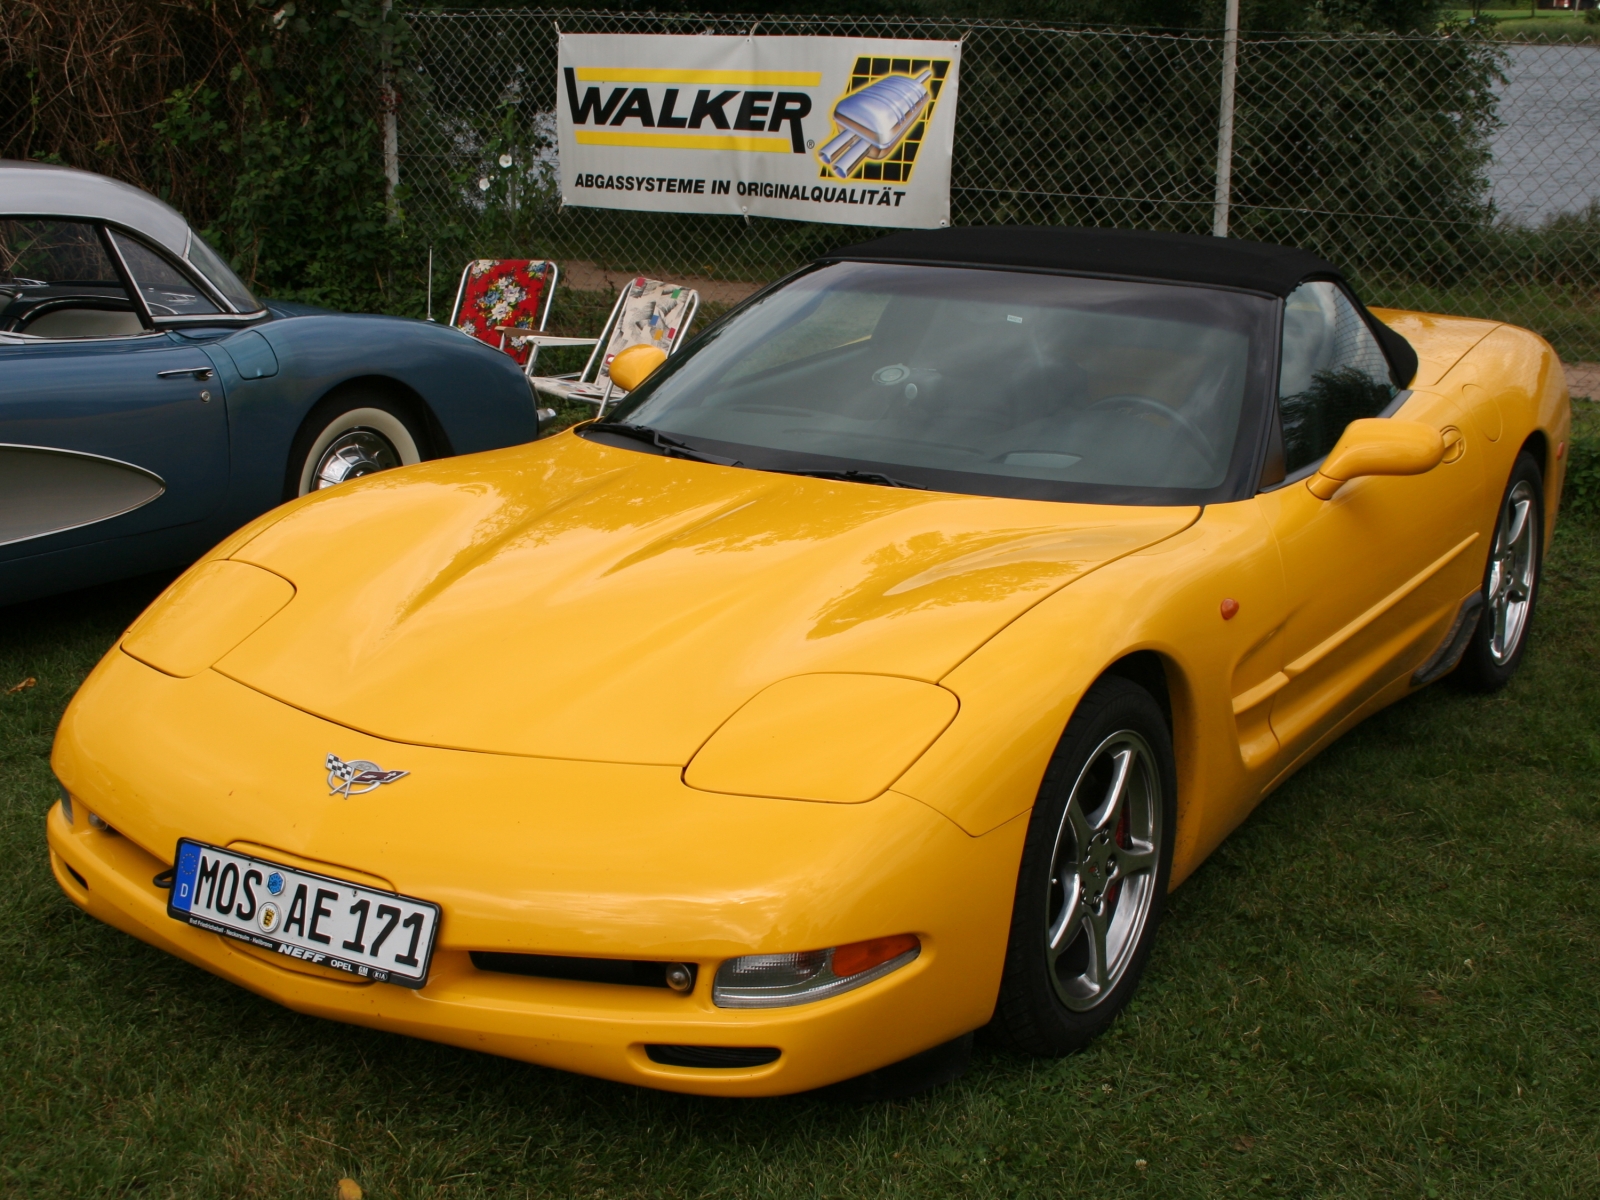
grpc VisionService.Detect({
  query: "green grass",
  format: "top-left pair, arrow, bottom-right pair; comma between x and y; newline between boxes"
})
1444,7 -> 1600,38
3,410 -> 1598,1198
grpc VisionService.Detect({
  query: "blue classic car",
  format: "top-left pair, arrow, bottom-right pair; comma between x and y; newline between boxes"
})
1,161 -> 540,606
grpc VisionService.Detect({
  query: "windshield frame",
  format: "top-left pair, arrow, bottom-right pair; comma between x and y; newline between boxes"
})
596,259 -> 1282,506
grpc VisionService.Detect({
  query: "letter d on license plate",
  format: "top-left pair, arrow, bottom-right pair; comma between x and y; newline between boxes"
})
167,839 -> 440,988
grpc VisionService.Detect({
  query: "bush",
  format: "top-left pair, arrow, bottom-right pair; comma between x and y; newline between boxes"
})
1564,415 -> 1600,520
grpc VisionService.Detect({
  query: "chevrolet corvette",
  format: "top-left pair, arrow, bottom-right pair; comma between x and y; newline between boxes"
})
1,161 -> 538,606
46,227 -> 1571,1096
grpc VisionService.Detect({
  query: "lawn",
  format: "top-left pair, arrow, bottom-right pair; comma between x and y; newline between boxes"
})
2,410 -> 1597,1199
1444,6 -> 1600,37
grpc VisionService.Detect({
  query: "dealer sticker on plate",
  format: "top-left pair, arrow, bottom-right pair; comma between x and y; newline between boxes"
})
167,839 -> 440,988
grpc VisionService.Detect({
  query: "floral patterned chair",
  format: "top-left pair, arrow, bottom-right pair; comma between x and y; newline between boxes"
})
521,277 -> 701,417
448,259 -> 559,368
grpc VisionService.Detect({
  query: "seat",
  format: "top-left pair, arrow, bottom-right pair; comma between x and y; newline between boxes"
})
448,259 -> 559,366
521,277 -> 700,416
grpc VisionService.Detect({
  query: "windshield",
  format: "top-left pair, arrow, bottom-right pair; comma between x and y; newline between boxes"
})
605,261 -> 1276,503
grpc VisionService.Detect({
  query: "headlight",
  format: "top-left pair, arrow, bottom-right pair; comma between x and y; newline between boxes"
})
712,934 -> 920,1008
55,777 -> 74,826
122,559 -> 294,677
685,674 -> 957,803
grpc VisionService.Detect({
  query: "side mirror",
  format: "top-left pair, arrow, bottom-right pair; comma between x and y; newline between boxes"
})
1306,418 -> 1444,499
608,344 -> 668,393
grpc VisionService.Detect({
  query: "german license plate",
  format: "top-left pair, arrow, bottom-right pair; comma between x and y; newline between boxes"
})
167,839 -> 440,988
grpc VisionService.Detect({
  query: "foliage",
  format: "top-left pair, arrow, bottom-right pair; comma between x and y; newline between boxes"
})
147,0 -> 417,312
437,0 -> 1445,35
0,0 -> 416,314
1564,403 -> 1600,520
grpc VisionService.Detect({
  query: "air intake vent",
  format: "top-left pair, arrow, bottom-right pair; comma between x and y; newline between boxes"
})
471,951 -> 696,991
645,1045 -> 781,1069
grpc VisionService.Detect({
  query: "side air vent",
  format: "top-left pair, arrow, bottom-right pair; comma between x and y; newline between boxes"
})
645,1045 -> 781,1069
471,951 -> 697,991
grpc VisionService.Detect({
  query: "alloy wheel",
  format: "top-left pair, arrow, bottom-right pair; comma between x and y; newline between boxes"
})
1487,479 -> 1538,666
1044,729 -> 1163,1011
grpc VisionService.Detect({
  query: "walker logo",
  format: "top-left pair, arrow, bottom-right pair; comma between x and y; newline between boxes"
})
563,68 -> 816,154
558,34 -> 961,229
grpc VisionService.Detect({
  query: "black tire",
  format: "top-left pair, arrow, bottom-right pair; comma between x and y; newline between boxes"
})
284,388 -> 430,500
987,676 -> 1177,1055
1451,451 -> 1544,693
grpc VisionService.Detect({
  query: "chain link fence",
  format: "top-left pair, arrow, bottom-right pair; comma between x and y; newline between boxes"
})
397,12 -> 1600,361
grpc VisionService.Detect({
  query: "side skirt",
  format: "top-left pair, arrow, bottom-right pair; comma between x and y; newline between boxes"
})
1411,591 -> 1485,687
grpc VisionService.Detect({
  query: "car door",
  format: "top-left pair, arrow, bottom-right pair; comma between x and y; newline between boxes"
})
1253,281 -> 1484,766
0,218 -> 230,561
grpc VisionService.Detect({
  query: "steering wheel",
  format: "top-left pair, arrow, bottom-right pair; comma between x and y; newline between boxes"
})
1086,394 -> 1219,466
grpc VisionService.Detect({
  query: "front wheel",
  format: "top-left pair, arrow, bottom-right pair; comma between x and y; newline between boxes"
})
987,676 -> 1176,1055
287,393 -> 426,499
1451,451 -> 1544,693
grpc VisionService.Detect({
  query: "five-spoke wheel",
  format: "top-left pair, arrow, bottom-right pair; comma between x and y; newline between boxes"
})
989,675 -> 1176,1054
1045,730 -> 1162,1010
1454,451 -> 1544,692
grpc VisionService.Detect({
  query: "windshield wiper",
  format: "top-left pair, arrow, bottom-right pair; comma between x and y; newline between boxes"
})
771,468 -> 927,490
583,421 -> 741,466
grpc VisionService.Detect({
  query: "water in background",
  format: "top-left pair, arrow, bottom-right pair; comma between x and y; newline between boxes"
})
1492,42 -> 1600,224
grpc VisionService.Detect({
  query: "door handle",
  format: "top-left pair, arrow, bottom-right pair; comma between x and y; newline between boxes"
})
157,367 -> 215,381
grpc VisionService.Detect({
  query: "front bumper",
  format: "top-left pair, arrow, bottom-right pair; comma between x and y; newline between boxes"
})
49,652 -> 1026,1095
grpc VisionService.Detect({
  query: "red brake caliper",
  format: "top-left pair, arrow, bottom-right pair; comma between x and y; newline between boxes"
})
1106,802 -> 1130,909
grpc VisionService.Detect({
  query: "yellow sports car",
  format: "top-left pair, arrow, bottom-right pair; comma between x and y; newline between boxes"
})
47,228 -> 1570,1097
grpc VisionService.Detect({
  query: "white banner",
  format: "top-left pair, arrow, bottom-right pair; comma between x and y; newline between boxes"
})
557,34 -> 961,229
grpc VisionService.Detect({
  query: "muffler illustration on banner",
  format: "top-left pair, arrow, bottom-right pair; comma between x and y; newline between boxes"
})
817,69 -> 933,179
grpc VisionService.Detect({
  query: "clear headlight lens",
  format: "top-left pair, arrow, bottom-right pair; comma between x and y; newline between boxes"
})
55,778 -> 74,826
712,934 -> 920,1009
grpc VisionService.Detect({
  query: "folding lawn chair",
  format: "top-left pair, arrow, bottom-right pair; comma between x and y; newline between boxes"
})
448,259 -> 559,367
520,277 -> 701,417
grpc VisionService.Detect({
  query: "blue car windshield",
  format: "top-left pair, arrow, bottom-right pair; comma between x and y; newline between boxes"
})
604,261 -> 1278,504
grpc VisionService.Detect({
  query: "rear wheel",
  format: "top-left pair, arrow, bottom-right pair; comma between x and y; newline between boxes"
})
987,676 -> 1176,1055
287,390 -> 427,499
1451,451 -> 1543,692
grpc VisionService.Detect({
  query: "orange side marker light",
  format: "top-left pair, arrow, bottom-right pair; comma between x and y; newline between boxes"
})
831,933 -> 920,978
1220,598 -> 1240,621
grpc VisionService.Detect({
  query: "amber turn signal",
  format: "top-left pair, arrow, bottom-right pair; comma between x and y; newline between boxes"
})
832,933 -> 920,978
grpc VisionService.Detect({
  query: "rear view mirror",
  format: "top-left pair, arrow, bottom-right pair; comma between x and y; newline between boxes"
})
1306,418 -> 1444,499
608,344 -> 668,393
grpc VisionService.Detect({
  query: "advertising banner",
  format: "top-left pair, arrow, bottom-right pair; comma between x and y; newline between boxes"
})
557,34 -> 962,229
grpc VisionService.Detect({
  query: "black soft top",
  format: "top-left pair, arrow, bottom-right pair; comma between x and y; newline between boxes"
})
826,226 -> 1342,299
824,225 -> 1417,386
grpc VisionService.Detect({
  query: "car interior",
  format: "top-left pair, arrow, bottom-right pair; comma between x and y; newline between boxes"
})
624,261 -> 1274,494
0,217 -> 223,339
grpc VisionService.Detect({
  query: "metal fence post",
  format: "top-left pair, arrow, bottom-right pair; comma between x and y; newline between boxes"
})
381,0 -> 400,221
1212,0 -> 1240,238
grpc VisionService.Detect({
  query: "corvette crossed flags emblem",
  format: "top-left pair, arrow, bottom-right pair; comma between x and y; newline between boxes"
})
325,753 -> 409,797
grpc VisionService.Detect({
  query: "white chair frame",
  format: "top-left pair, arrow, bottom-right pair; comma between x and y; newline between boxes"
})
516,280 -> 700,417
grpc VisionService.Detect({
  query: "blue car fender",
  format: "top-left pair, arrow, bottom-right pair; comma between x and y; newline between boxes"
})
203,314 -> 537,517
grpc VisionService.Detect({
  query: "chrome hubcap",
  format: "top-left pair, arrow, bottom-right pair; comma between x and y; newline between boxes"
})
1045,730 -> 1161,1011
1486,480 -> 1537,666
312,429 -> 401,490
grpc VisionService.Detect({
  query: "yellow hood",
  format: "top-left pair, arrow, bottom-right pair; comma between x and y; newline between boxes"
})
213,433 -> 1198,762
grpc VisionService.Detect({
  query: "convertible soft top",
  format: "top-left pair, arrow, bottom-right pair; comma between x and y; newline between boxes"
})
825,225 -> 1418,385
826,226 -> 1343,298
